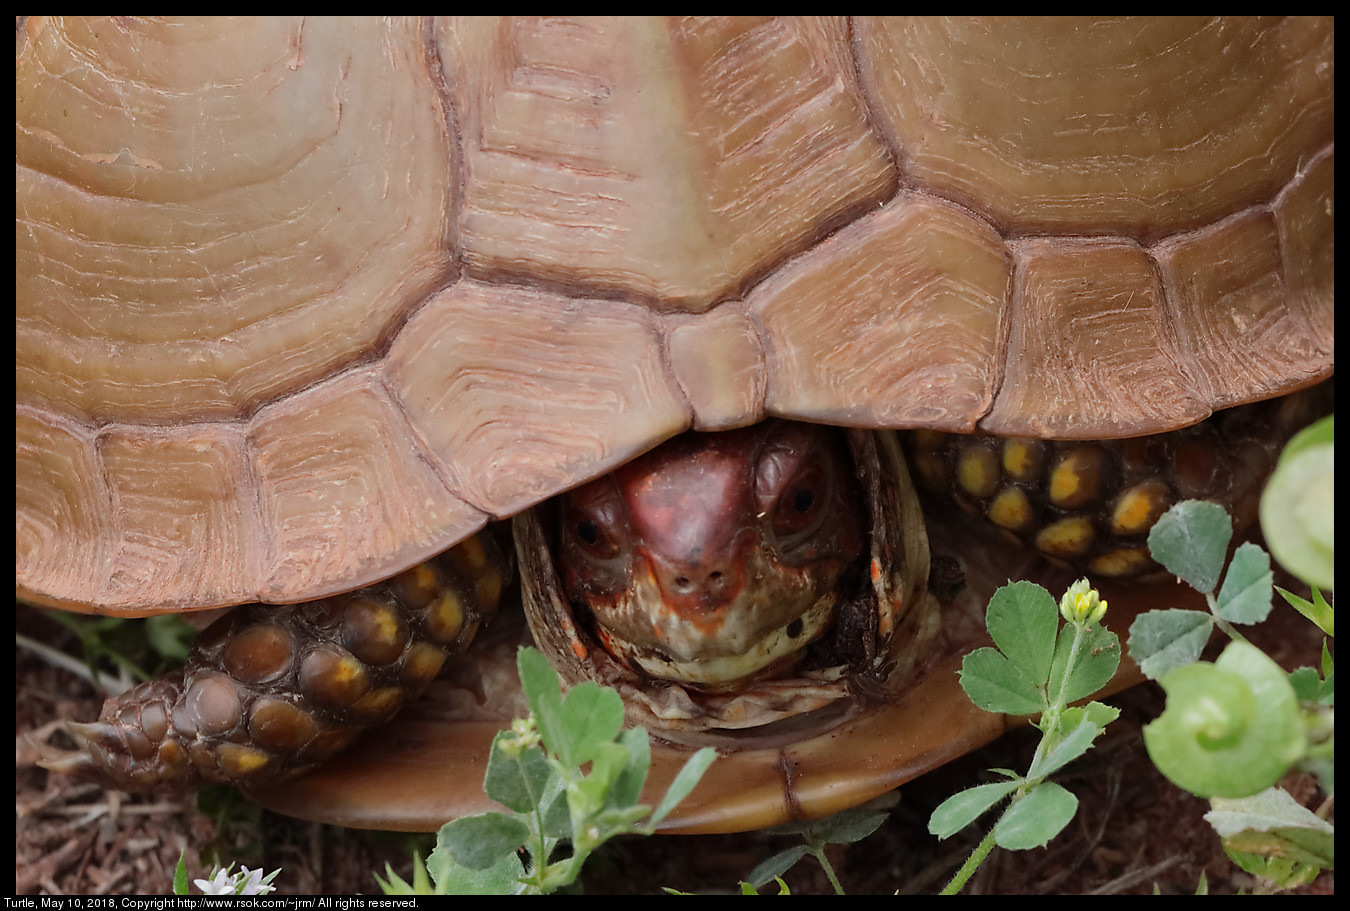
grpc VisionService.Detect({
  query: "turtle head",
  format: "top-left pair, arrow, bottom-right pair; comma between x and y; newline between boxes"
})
557,420 -> 866,688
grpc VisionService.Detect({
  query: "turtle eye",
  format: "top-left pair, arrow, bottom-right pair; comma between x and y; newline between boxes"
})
771,463 -> 829,546
574,518 -> 602,547
558,479 -> 632,603
563,506 -> 620,559
559,479 -> 626,562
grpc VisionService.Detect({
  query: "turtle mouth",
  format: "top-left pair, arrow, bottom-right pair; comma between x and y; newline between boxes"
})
585,545 -> 844,687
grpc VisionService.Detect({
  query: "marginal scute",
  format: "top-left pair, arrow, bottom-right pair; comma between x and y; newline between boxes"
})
388,281 -> 690,519
15,411 -> 112,612
987,238 -> 1206,438
667,307 -> 766,431
250,369 -> 484,604
756,195 -> 1008,431
1275,147 -> 1335,324
1155,207 -> 1331,407
98,426 -> 261,613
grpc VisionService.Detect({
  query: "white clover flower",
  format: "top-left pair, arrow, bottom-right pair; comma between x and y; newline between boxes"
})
193,868 -> 237,895
194,863 -> 278,895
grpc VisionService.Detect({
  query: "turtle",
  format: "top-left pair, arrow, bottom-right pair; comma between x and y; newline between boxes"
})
16,16 -> 1333,838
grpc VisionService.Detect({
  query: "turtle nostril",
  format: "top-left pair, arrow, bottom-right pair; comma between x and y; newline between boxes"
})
668,571 -> 729,596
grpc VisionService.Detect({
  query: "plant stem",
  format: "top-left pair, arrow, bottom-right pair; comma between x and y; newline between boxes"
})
940,825 -> 999,895
1207,592 -> 1253,647
1045,623 -> 1089,732
810,847 -> 845,895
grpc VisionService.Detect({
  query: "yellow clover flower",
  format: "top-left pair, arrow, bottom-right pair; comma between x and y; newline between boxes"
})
1059,578 -> 1107,627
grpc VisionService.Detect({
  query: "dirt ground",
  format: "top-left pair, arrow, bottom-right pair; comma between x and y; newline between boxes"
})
16,600 -> 1332,895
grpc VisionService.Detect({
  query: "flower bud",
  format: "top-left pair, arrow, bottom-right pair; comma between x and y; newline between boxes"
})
1059,578 -> 1107,627
498,716 -> 541,758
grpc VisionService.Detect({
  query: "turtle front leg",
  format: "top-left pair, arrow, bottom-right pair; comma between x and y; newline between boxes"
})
40,532 -> 508,790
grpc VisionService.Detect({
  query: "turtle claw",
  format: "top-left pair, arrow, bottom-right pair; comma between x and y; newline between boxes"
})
29,722 -> 121,783
28,729 -> 78,771
57,719 -> 119,748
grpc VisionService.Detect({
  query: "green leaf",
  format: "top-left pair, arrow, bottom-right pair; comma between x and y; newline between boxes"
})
1216,542 -> 1274,625
738,876 -> 791,895
959,647 -> 1046,716
993,782 -> 1077,850
570,740 -> 631,817
764,792 -> 898,845
438,813 -> 530,871
1206,786 -> 1334,836
649,746 -> 717,829
1277,586 -> 1334,638
1224,848 -> 1321,891
427,840 -> 525,895
1047,622 -> 1120,705
1260,416 -> 1334,591
1148,500 -> 1232,593
147,614 -> 195,664
518,646 -> 626,769
518,648 -> 566,759
928,779 -> 1022,839
985,581 -> 1060,684
1029,705 -> 1116,780
606,726 -> 651,812
539,778 -> 573,840
592,803 -> 655,836
1143,642 -> 1306,798
1207,787 -> 1335,871
1079,700 -> 1123,730
1286,666 -> 1323,703
484,733 -> 554,814
173,850 -> 191,895
803,796 -> 894,845
377,851 -> 434,895
1127,608 -> 1214,680
748,848 -> 811,889
557,681 -> 626,768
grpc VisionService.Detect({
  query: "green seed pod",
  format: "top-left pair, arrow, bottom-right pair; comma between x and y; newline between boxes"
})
1142,641 -> 1306,798
1260,415 -> 1334,592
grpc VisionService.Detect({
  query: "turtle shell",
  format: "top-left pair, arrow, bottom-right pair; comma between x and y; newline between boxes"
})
16,17 -> 1334,832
